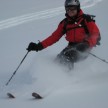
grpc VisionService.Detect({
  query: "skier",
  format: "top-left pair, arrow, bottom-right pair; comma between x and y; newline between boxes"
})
27,0 -> 100,69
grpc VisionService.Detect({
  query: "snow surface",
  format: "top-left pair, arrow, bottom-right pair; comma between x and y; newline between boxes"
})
0,0 -> 108,108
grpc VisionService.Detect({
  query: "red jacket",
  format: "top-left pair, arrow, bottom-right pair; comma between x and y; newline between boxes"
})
41,10 -> 100,48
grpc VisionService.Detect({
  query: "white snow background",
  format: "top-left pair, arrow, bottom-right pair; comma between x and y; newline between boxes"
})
0,0 -> 108,108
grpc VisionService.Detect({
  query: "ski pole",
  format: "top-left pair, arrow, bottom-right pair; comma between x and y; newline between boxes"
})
6,51 -> 29,86
89,52 -> 108,64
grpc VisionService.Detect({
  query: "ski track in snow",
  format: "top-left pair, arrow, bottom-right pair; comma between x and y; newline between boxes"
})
0,0 -> 102,31
0,0 -> 108,107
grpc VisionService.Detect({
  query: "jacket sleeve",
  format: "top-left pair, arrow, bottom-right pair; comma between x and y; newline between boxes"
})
41,21 -> 64,48
85,21 -> 100,48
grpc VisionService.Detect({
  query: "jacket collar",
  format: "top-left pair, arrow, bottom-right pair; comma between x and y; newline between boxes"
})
65,9 -> 84,21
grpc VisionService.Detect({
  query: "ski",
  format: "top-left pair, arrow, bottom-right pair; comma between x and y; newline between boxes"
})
7,92 -> 42,99
32,92 -> 43,99
7,93 -> 15,99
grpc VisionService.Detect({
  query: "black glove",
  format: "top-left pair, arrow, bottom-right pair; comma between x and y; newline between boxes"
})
76,42 -> 89,52
27,42 -> 44,52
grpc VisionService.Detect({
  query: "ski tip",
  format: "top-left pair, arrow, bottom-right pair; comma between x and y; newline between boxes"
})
32,92 -> 43,99
7,93 -> 15,99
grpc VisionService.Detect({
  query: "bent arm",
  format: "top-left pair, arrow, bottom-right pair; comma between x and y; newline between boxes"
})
41,22 -> 64,48
85,21 -> 100,48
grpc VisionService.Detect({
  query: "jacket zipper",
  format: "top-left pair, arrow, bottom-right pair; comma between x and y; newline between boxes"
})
74,23 -> 76,42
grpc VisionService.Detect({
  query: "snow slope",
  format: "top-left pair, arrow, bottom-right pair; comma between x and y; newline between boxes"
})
0,0 -> 108,108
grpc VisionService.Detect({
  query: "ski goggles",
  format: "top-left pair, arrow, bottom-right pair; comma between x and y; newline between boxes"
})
65,6 -> 77,12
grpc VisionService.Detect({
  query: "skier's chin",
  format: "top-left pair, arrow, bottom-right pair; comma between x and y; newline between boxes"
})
68,13 -> 77,17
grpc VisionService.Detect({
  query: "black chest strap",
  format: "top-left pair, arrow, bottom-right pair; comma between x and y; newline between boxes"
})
62,14 -> 96,36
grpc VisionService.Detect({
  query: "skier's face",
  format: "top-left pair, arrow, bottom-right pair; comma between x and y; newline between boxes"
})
66,6 -> 78,17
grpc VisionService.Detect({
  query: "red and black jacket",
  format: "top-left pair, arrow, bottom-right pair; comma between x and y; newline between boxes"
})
41,9 -> 100,49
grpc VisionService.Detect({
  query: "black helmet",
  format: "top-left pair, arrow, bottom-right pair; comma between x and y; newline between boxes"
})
65,0 -> 80,10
